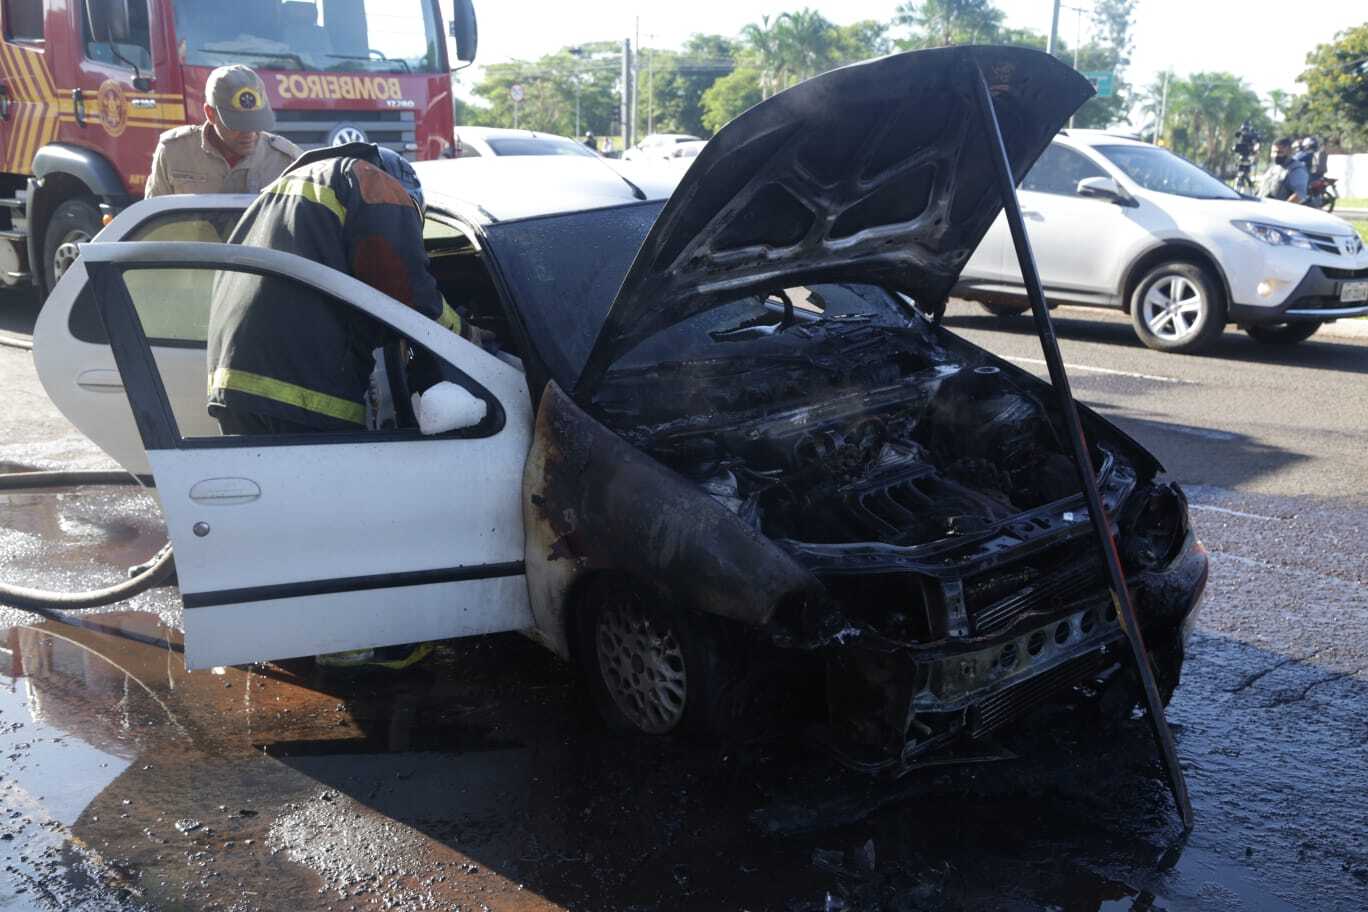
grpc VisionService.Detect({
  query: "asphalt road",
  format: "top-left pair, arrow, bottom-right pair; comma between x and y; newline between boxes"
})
0,290 -> 1365,911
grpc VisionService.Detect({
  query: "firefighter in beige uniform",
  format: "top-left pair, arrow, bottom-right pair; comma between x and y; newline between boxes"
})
145,65 -> 301,198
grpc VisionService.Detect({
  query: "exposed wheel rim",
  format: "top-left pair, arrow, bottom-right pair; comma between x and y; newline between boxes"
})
595,596 -> 687,733
1141,274 -> 1205,342
52,228 -> 92,283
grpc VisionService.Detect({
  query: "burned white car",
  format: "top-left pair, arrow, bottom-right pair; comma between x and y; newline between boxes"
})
36,47 -> 1207,774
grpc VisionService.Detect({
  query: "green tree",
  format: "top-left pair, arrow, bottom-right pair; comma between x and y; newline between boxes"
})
464,43 -> 623,137
700,67 -> 762,133
834,20 -> 892,63
774,8 -> 839,83
893,0 -> 1003,48
1064,0 -> 1135,128
741,15 -> 786,97
1153,72 -> 1271,174
1284,24 -> 1368,150
641,35 -> 738,138
1266,89 -> 1291,123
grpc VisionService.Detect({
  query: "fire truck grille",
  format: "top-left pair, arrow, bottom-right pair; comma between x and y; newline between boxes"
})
273,110 -> 416,157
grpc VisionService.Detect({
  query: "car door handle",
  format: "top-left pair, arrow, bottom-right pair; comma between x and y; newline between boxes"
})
189,477 -> 261,506
1021,210 -> 1044,221
76,369 -> 124,392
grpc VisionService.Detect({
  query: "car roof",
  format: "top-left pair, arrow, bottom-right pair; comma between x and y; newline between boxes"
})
413,156 -> 677,224
454,126 -> 576,142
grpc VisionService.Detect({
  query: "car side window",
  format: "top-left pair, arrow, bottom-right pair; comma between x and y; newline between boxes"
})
69,210 -> 240,345
1021,145 -> 1108,196
105,263 -> 504,446
79,0 -> 153,69
452,137 -> 482,158
3,0 -> 43,42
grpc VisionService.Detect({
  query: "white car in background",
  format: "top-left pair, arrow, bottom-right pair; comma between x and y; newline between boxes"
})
661,139 -> 707,173
621,133 -> 702,164
452,126 -> 599,159
956,130 -> 1368,353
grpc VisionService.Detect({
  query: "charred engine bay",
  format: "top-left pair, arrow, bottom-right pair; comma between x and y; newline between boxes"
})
593,312 -> 1130,556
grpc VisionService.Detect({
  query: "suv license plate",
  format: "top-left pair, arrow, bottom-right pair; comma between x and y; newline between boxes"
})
1341,281 -> 1368,303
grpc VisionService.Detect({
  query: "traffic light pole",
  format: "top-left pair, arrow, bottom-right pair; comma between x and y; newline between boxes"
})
969,62 -> 1195,831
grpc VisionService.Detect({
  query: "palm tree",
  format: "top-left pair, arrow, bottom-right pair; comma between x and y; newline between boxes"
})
1267,89 -> 1289,122
895,0 -> 1003,48
775,8 -> 837,84
741,15 -> 784,98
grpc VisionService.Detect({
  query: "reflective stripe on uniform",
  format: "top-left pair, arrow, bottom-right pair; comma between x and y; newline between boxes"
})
438,298 -> 463,334
265,177 -> 347,224
210,367 -> 366,425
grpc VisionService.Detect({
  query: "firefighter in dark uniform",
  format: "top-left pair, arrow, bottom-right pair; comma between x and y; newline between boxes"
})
207,142 -> 470,670
207,142 -> 468,436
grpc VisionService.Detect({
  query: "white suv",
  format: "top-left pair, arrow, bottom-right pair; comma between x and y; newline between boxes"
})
956,130 -> 1368,353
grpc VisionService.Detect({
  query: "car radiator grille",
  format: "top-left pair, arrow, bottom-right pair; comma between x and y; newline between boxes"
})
967,649 -> 1115,737
273,110 -> 416,156
1305,231 -> 1344,256
965,553 -> 1106,635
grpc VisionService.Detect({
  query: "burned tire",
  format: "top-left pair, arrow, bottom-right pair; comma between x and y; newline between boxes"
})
1129,261 -> 1226,354
979,300 -> 1030,319
578,577 -> 736,737
43,196 -> 102,296
1244,322 -> 1321,345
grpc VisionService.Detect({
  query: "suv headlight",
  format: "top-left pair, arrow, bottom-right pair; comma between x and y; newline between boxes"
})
1231,220 -> 1315,249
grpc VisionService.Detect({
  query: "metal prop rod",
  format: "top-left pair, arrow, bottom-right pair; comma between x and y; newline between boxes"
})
969,63 -> 1194,830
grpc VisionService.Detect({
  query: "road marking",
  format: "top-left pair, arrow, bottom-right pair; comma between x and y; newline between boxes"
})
1004,355 -> 1188,384
1189,503 -> 1277,521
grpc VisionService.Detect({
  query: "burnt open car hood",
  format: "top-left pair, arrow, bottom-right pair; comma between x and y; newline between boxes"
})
575,45 -> 1092,395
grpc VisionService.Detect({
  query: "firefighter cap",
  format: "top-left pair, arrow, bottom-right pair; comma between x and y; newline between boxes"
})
206,65 -> 275,133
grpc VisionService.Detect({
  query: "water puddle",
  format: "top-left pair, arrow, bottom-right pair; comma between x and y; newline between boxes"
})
0,615 -> 1328,911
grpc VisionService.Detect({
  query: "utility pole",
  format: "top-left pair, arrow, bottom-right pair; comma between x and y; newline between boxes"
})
621,38 -> 633,151
1156,71 -> 1171,144
632,17 -> 640,147
570,46 -> 585,138
1046,0 -> 1061,56
1063,3 -> 1089,127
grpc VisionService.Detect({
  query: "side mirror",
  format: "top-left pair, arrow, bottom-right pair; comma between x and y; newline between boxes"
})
1077,176 -> 1135,206
448,0 -> 478,65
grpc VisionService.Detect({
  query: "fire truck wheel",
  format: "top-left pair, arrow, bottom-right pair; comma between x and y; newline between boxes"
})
43,197 -> 101,295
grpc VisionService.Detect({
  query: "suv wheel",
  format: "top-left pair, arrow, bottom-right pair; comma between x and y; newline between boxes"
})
579,577 -> 735,736
1130,262 -> 1226,353
1245,322 -> 1321,345
979,300 -> 1030,319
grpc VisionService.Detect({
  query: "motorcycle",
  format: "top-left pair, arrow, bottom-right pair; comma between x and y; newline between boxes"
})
1304,175 -> 1338,212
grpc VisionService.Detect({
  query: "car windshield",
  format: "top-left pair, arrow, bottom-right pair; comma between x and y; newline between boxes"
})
1095,144 -> 1241,200
487,137 -> 597,157
485,202 -> 664,388
484,201 -> 917,390
172,0 -> 443,73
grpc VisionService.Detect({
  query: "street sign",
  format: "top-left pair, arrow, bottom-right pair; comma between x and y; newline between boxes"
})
510,83 -> 525,103
1082,71 -> 1115,98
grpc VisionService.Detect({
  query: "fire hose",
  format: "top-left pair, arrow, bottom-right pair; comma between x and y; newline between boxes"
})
0,469 -> 176,611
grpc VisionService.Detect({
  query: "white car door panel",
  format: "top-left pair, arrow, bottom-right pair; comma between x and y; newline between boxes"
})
80,241 -> 534,669
35,199 -> 249,476
960,212 -> 1007,285
1001,144 -> 1147,303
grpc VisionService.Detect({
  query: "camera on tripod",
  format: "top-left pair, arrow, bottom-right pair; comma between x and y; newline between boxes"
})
1233,121 -> 1262,158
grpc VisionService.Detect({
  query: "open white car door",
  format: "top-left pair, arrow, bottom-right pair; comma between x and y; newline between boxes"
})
79,241 -> 534,669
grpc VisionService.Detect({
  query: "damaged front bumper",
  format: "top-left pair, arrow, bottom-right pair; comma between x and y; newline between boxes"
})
796,528 -> 1208,776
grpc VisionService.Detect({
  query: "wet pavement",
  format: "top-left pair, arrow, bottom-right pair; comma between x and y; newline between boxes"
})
3,295 -> 1368,910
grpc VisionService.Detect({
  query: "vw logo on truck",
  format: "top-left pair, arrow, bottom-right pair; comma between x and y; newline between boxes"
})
329,124 -> 368,146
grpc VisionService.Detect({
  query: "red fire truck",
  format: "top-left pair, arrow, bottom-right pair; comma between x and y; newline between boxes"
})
0,0 -> 476,295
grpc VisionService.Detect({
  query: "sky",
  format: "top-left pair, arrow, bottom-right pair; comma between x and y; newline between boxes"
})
443,1 -> 1367,122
